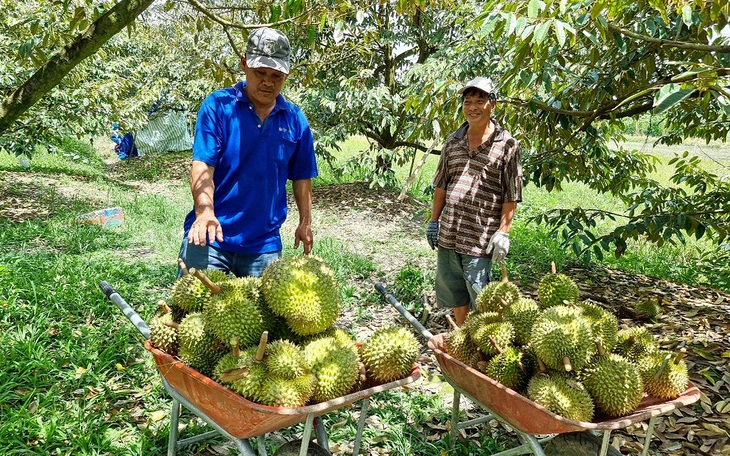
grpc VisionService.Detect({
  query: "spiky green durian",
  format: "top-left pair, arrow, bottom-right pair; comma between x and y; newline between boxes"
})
304,330 -> 361,402
203,276 -> 269,349
582,353 -> 643,417
531,305 -> 595,372
615,326 -> 658,362
578,301 -> 618,353
484,346 -> 536,391
637,350 -> 689,399
527,372 -> 595,422
361,327 -> 420,383
503,298 -> 541,346
537,263 -> 579,308
471,321 -> 516,358
218,346 -> 269,401
462,311 -> 501,336
261,255 -> 341,336
475,264 -> 520,314
635,296 -> 662,321
265,339 -> 309,380
445,327 -> 481,368
171,269 -> 230,312
177,312 -> 226,377
149,304 -> 178,354
259,374 -> 317,407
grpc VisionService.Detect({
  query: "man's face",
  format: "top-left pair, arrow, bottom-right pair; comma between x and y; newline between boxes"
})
241,58 -> 288,107
462,92 -> 494,126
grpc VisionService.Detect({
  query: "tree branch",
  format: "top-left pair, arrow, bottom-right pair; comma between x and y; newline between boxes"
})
0,0 -> 156,135
607,23 -> 730,53
185,0 -> 318,30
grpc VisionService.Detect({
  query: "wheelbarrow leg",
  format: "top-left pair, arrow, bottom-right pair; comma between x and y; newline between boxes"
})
599,430 -> 612,456
168,399 -> 181,456
314,416 -> 329,452
641,416 -> 657,456
352,397 -> 370,455
298,413 -> 315,456
450,389 -> 461,448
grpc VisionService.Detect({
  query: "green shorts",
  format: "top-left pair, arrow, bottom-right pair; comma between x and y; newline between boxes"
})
435,248 -> 492,310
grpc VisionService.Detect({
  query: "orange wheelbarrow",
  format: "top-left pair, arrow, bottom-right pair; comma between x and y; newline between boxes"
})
101,281 -> 420,456
375,283 -> 701,456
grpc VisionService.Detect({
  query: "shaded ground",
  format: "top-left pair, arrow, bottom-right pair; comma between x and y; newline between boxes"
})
2,155 -> 729,455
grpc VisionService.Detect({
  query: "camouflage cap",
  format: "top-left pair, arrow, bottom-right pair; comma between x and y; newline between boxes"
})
245,27 -> 290,74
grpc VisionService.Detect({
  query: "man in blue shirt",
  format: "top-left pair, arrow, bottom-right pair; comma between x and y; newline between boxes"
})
178,27 -> 318,277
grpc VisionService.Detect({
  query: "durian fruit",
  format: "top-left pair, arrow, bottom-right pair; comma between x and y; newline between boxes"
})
471,321 -> 516,358
149,300 -> 178,354
176,312 -> 226,377
217,332 -> 315,407
361,326 -> 420,383
444,316 -> 482,368
615,326 -> 658,362
531,305 -> 595,372
482,338 -> 535,391
171,265 -> 230,313
582,347 -> 643,418
261,255 -> 341,336
537,262 -> 579,309
462,311 -> 501,336
195,270 -> 269,349
527,372 -> 595,422
304,330 -> 361,402
578,300 -> 618,353
502,297 -> 541,346
637,349 -> 689,399
635,296 -> 663,321
475,264 -> 521,314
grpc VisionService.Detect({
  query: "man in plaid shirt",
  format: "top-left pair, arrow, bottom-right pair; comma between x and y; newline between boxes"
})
426,77 -> 523,325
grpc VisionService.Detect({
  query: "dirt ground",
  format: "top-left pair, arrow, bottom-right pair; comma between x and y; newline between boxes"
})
2,154 -> 729,455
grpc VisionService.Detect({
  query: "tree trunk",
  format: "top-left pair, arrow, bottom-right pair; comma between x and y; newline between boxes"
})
0,0 -> 156,135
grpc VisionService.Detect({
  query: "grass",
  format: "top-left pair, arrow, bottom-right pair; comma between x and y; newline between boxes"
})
0,133 -> 727,455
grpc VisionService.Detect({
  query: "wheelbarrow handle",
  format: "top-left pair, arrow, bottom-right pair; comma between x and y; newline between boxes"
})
375,283 -> 434,340
99,281 -> 151,339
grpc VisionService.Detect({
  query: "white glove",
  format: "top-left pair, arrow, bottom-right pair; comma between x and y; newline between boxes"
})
486,231 -> 510,263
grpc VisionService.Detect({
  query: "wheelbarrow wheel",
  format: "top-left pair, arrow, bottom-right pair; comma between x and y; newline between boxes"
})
273,440 -> 331,456
543,431 -> 623,456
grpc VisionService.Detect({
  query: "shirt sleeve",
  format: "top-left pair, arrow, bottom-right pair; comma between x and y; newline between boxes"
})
502,138 -> 523,203
192,96 -> 222,167
432,139 -> 452,189
288,113 -> 318,181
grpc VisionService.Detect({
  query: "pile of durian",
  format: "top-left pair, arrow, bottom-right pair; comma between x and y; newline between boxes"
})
444,262 -> 690,422
149,255 -> 420,408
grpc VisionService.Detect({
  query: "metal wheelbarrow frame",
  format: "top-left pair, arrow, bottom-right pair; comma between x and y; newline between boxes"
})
376,283 -> 701,456
101,281 -> 421,456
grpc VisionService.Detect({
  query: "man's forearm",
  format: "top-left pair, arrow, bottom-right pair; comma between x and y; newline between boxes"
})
431,187 -> 446,221
191,160 -> 215,215
292,179 -> 313,225
499,201 -> 517,233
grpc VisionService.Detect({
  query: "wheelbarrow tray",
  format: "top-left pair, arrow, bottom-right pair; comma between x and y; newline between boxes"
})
428,333 -> 701,435
146,340 -> 421,439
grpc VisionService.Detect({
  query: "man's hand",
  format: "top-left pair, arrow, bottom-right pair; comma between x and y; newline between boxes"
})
426,221 -> 439,250
486,231 -> 510,262
294,223 -> 313,255
188,213 -> 223,246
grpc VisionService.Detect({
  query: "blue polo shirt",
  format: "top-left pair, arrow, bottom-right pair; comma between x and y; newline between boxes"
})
183,81 -> 318,254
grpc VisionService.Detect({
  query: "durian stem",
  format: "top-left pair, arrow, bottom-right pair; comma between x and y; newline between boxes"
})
550,261 -> 557,275
537,357 -> 547,373
674,348 -> 687,364
230,338 -> 240,358
653,352 -> 672,380
164,321 -> 180,330
190,267 -> 221,294
488,336 -> 503,355
157,300 -> 172,314
255,331 -> 268,362
595,340 -> 607,357
359,362 -> 367,383
501,263 -> 509,283
446,315 -> 460,330
563,356 -> 573,372
178,258 -> 189,276
499,297 -> 509,309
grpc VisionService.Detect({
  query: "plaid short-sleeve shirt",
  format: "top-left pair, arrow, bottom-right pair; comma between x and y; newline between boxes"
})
432,119 -> 523,257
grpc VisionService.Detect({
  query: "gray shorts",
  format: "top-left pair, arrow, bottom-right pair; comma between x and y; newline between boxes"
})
435,248 -> 492,310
